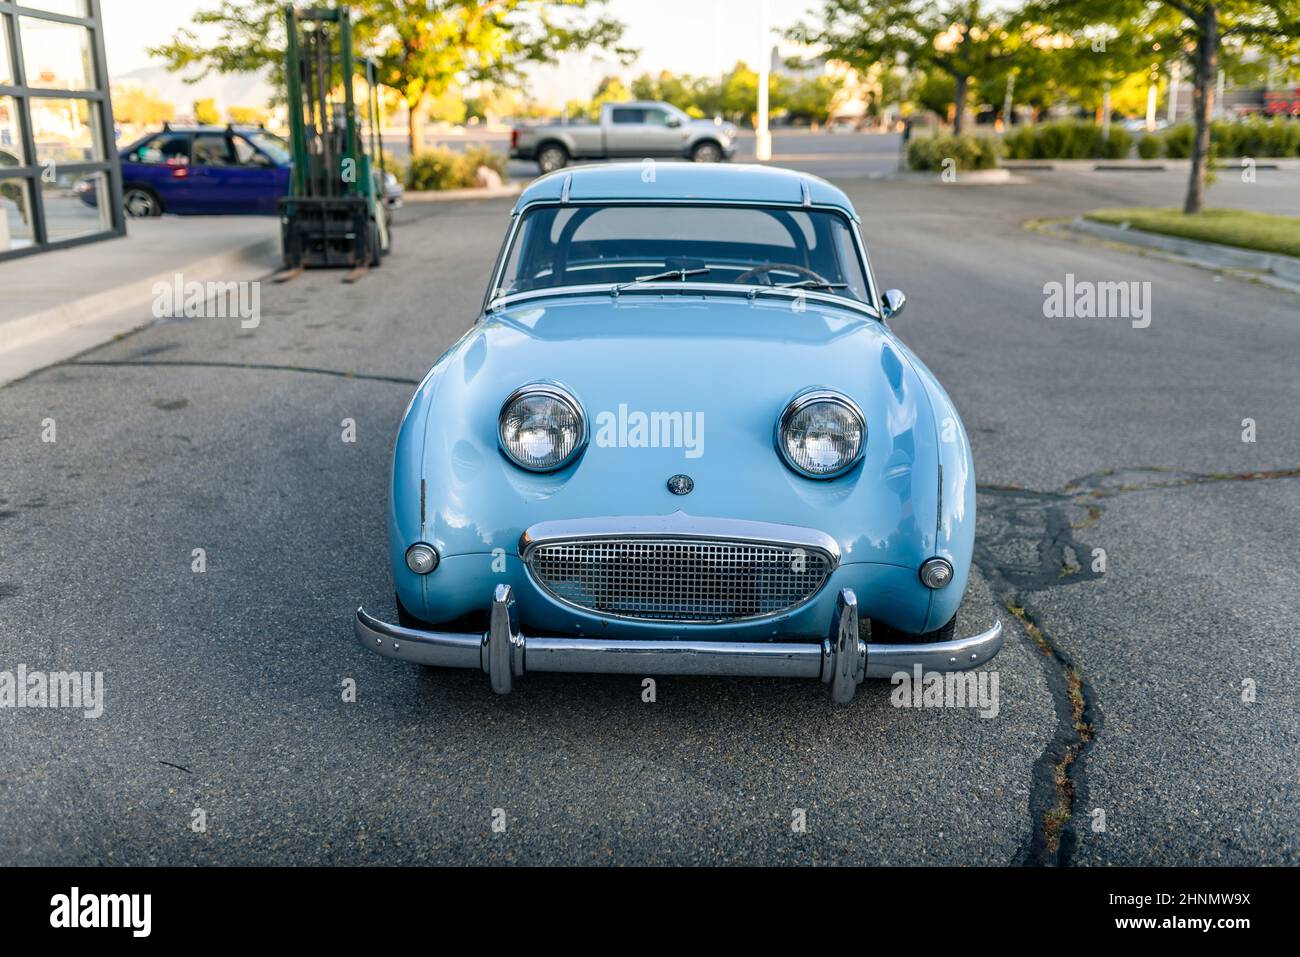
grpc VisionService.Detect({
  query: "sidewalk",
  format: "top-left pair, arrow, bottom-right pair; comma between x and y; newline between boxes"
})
0,217 -> 279,387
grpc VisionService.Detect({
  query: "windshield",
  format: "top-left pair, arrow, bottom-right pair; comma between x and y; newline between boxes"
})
246,131 -> 291,166
494,204 -> 872,306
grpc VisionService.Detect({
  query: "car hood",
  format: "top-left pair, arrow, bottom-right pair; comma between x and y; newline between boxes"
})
400,291 -> 951,572
399,292 -> 948,571
472,293 -> 909,419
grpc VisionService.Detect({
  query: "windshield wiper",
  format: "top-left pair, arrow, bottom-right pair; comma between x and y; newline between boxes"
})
774,279 -> 847,291
747,279 -> 848,302
612,267 -> 710,298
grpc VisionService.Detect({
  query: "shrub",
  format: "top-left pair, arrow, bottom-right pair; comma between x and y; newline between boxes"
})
405,145 -> 508,190
1160,123 -> 1195,158
1144,118 -> 1300,163
1002,125 -> 1035,159
1100,125 -> 1134,160
907,133 -> 1002,172
1136,134 -> 1164,159
376,148 -> 406,185
1212,116 -> 1300,157
1001,120 -> 1132,160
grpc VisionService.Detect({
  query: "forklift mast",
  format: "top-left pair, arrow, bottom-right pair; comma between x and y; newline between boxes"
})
279,4 -> 390,274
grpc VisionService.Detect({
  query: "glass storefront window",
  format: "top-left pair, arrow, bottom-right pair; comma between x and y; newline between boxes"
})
19,1 -> 90,16
30,97 -> 101,165
0,3 -> 118,257
0,96 -> 25,167
19,16 -> 95,91
41,169 -> 109,242
0,177 -> 36,251
0,15 -> 13,86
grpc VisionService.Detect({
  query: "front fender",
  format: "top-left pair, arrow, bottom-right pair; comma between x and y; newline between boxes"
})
893,340 -> 976,632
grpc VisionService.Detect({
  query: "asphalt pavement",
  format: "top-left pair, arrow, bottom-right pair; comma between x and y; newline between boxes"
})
0,138 -> 1296,865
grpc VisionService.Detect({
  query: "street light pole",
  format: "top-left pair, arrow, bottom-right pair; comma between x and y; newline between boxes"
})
756,0 -> 772,161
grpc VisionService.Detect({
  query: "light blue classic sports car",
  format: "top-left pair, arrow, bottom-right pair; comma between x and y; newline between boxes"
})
355,162 -> 1002,703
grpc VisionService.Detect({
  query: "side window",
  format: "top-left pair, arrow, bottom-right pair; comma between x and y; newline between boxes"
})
231,136 -> 266,167
131,133 -> 190,165
192,134 -> 235,167
610,108 -> 644,125
644,109 -> 670,127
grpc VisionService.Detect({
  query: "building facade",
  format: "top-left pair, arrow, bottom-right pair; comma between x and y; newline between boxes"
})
0,0 -> 121,261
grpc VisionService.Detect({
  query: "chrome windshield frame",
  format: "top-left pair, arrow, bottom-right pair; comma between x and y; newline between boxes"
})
481,198 -> 882,319
484,282 -> 883,320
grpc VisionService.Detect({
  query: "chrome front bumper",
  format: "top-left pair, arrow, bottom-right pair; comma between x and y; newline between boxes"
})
355,586 -> 1002,704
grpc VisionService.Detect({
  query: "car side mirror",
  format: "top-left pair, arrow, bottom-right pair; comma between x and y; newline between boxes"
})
666,115 -> 682,128
882,289 -> 907,319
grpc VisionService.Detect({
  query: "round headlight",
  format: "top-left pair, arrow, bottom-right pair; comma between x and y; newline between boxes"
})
919,557 -> 953,589
777,390 -> 865,479
405,543 -> 439,575
498,384 -> 586,472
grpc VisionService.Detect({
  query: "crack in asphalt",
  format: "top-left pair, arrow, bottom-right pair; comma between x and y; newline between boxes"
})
61,359 -> 421,386
976,465 -> 1300,866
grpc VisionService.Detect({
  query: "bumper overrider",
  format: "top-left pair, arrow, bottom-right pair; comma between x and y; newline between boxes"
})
354,586 -> 1002,704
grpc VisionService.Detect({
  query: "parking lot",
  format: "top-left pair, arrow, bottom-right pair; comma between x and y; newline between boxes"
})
1,143 -> 1297,864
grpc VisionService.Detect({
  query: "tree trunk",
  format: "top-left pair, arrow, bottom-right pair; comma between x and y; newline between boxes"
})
407,95 -> 426,158
953,73 -> 968,136
1183,5 -> 1218,215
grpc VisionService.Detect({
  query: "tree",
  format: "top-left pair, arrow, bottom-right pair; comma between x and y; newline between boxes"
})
111,86 -> 176,127
228,105 -> 271,126
1029,0 -> 1300,213
565,75 -> 632,121
997,19 -> 1170,129
631,70 -> 714,116
776,75 -> 839,123
720,62 -> 760,123
193,98 -> 221,125
151,0 -> 633,155
792,1 -> 1018,134
426,85 -> 469,125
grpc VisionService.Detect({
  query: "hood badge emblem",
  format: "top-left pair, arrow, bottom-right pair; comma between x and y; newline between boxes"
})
667,474 -> 694,496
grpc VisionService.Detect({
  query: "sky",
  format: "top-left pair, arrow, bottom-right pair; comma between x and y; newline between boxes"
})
101,0 -> 818,102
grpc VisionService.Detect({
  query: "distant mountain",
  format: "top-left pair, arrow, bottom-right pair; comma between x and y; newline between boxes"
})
111,64 -> 276,119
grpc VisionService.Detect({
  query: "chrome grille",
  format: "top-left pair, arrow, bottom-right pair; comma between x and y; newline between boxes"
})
526,538 -> 833,622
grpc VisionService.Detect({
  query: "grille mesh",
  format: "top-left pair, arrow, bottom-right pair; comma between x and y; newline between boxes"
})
527,538 -> 832,622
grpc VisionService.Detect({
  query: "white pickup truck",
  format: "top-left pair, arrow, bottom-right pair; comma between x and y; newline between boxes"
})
509,101 -> 739,173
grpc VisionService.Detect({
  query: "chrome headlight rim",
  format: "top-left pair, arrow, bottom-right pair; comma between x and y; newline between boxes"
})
775,388 -> 867,480
497,382 -> 588,473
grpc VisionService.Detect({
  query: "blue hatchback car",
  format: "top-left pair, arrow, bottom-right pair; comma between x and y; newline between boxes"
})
114,125 -> 292,217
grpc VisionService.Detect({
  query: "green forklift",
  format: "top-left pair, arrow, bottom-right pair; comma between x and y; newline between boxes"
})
279,4 -> 391,279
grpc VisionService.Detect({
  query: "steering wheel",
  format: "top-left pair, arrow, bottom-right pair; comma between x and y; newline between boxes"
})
734,263 -> 832,286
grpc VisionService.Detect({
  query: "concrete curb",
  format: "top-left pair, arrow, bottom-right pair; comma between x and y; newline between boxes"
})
872,168 -> 1028,185
1068,217 -> 1300,284
0,236 -> 279,388
1004,158 -> 1300,172
403,183 -> 523,203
